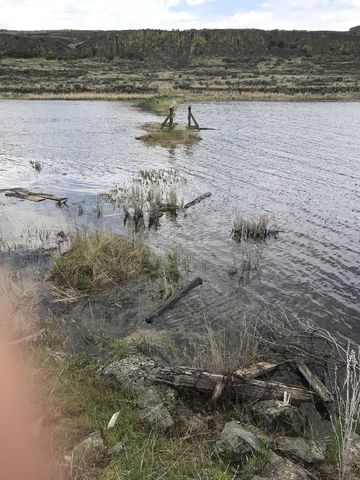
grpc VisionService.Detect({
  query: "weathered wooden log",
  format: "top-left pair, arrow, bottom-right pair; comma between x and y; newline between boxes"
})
234,362 -> 280,380
184,192 -> 211,209
153,366 -> 314,402
1,187 -> 67,203
145,277 -> 203,324
158,203 -> 179,212
297,362 -> 333,403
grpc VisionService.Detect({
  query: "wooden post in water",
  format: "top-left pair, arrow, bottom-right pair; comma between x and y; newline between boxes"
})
188,105 -> 200,129
161,107 -> 175,130
169,107 -> 174,129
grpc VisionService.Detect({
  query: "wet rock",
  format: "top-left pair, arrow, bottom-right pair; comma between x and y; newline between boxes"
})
275,436 -> 326,464
253,452 -> 309,480
98,353 -> 156,393
138,387 -> 174,434
215,421 -> 262,462
71,431 -> 108,467
252,400 -> 306,436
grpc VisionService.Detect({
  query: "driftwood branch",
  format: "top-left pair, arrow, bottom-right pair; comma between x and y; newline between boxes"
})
234,362 -> 280,380
145,278 -> 203,324
184,192 -> 211,209
153,366 -> 314,402
6,329 -> 45,346
297,362 -> 333,403
1,188 -> 67,203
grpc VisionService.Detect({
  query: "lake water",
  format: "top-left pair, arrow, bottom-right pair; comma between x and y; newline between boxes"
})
0,99 -> 359,340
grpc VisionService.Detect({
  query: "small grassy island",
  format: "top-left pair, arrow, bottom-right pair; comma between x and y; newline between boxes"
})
137,124 -> 201,146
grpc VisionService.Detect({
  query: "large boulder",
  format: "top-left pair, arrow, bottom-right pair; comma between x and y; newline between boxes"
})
253,452 -> 309,480
215,421 -> 263,462
275,436 -> 326,464
252,400 -> 306,436
99,354 -> 175,435
98,353 -> 156,393
138,387 -> 174,434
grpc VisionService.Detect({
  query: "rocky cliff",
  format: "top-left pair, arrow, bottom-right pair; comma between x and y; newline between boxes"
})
1,28 -> 360,65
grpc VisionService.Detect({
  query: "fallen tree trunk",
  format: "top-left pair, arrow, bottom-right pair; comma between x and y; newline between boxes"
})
153,366 -> 314,402
1,187 -> 67,203
145,277 -> 203,324
184,192 -> 211,209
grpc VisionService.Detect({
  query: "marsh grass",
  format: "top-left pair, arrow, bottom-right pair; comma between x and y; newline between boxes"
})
232,214 -> 279,242
50,232 -> 160,297
137,95 -> 183,115
165,317 -> 259,375
138,124 -> 201,146
101,169 -> 185,229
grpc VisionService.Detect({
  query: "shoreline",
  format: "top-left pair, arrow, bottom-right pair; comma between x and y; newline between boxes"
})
1,91 -> 360,104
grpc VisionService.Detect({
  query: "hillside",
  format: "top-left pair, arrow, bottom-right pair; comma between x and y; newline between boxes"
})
0,28 -> 359,100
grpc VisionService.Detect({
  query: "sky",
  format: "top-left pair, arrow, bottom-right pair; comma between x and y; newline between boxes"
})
0,0 -> 359,31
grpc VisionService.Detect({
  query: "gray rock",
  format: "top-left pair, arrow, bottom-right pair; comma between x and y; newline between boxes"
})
215,421 -> 263,461
348,432 -> 360,467
252,400 -> 306,436
71,431 -> 108,467
98,353 -> 156,393
253,451 -> 309,480
109,442 -> 125,457
275,436 -> 326,464
298,403 -> 332,440
138,387 -> 174,434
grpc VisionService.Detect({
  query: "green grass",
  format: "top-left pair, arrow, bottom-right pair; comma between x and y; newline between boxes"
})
50,232 -> 160,296
36,350 -> 233,480
137,95 -> 184,115
239,445 -> 271,480
138,125 -> 201,146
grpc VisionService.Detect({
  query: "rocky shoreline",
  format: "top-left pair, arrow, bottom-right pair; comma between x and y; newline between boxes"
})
53,326 -> 359,480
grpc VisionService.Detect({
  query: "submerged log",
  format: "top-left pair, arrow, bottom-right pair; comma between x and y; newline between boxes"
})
153,366 -> 314,402
145,277 -> 203,324
1,188 -> 67,203
184,192 -> 211,209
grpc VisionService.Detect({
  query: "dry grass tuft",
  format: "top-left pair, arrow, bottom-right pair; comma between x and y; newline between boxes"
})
0,267 -> 39,339
177,318 -> 259,374
232,214 -> 279,242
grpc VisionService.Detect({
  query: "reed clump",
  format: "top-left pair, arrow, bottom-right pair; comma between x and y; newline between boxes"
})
232,214 -> 279,242
101,169 -> 185,229
50,232 -> 160,296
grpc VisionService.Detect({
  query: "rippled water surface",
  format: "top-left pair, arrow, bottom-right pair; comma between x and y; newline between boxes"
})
0,100 -> 359,339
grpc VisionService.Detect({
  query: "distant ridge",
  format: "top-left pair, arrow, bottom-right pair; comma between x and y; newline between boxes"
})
1,27 -> 360,65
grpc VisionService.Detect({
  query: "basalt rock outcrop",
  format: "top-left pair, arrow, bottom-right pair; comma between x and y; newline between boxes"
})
1,27 -> 360,64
